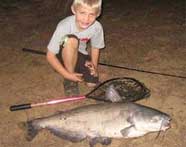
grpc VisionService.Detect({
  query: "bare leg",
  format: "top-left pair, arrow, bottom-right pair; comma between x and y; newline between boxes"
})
62,35 -> 79,73
61,35 -> 80,96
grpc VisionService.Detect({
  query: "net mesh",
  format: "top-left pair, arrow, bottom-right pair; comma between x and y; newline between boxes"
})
87,77 -> 150,102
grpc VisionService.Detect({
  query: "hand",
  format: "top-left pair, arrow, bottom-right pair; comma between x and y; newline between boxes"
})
65,72 -> 83,82
85,61 -> 98,77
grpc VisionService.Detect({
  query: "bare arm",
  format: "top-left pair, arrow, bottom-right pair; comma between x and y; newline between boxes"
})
85,48 -> 100,77
91,48 -> 100,70
46,50 -> 83,82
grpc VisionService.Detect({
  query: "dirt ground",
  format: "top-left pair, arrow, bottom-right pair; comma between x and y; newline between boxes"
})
0,0 -> 186,147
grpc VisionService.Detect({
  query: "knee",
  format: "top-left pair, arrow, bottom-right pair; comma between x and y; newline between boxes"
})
64,34 -> 79,49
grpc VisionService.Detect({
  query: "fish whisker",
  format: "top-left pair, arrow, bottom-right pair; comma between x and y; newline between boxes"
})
155,120 -> 164,139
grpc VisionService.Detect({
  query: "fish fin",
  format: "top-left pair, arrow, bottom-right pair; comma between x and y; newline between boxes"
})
48,127 -> 86,142
121,126 -> 147,138
105,84 -> 122,102
21,121 -> 39,141
89,137 -> 112,147
127,115 -> 134,124
120,125 -> 135,137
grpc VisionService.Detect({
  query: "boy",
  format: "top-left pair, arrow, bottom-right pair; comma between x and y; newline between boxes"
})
46,0 -> 105,96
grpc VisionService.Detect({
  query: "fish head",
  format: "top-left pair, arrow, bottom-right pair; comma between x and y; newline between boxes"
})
147,113 -> 171,131
133,107 -> 171,133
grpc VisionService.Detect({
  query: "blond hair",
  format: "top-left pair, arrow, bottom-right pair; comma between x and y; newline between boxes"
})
72,0 -> 102,16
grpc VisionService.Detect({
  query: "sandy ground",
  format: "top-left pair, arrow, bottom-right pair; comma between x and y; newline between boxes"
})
0,0 -> 186,147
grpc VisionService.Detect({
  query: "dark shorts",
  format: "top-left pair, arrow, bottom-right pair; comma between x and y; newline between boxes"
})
75,52 -> 99,84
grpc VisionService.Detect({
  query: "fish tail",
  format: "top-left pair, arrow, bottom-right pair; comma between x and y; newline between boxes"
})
25,121 -> 39,141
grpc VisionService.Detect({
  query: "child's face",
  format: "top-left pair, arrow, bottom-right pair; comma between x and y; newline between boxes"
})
72,4 -> 98,31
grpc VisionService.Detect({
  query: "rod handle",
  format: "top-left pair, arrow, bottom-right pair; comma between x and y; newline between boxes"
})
9,103 -> 31,111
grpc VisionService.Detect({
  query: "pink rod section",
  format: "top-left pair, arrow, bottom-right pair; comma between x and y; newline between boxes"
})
32,96 -> 86,107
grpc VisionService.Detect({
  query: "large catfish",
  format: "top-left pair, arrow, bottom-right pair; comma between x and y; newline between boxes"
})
25,103 -> 171,147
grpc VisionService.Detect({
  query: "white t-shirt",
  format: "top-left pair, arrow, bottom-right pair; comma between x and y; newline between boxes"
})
47,15 -> 105,55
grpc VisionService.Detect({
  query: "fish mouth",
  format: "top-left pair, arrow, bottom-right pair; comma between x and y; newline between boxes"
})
162,124 -> 170,131
162,118 -> 171,131
155,117 -> 171,139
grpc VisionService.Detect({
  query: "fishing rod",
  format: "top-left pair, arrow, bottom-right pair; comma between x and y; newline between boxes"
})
98,63 -> 186,79
22,48 -> 186,79
10,96 -> 85,111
